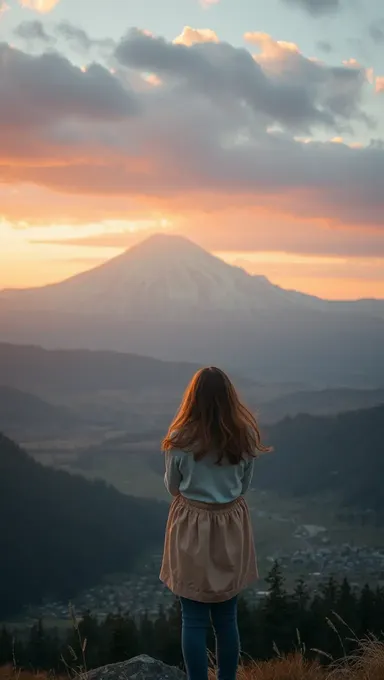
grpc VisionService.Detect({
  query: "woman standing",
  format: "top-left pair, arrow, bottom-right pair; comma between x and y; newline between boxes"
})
160,367 -> 271,680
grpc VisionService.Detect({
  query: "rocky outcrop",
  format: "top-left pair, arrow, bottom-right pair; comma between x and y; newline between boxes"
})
85,655 -> 186,680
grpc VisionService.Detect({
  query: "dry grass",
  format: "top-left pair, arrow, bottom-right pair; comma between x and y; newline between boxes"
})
208,638 -> 384,680
0,670 -> 60,680
1,638 -> 384,680
235,654 -> 325,679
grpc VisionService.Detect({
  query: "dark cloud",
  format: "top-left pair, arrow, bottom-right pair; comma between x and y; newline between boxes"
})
116,29 -> 369,134
54,21 -> 115,53
14,20 -> 53,44
0,42 -> 139,128
282,0 -> 342,16
14,19 -> 115,54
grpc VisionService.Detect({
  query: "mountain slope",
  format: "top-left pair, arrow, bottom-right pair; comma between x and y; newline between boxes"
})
0,433 -> 167,618
1,234 -> 384,386
0,234 -> 316,315
259,405 -> 384,515
0,343 -> 205,396
0,385 -> 80,437
258,387 -> 384,423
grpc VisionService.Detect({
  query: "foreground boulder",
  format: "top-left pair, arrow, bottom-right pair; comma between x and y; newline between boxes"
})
85,655 -> 186,680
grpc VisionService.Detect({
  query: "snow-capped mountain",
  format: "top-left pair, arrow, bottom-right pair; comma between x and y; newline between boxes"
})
0,234 -> 383,386
0,233 -> 317,316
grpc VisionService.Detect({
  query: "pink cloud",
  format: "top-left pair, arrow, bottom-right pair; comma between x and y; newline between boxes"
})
19,0 -> 60,12
174,26 -> 219,46
376,77 -> 384,93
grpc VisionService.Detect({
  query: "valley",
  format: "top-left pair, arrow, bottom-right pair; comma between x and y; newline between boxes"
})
25,424 -> 384,611
1,236 -> 384,630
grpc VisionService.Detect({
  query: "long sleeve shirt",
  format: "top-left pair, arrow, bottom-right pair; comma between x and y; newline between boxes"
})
164,449 -> 255,503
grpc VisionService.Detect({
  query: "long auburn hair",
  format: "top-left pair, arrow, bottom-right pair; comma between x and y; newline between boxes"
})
162,367 -> 271,464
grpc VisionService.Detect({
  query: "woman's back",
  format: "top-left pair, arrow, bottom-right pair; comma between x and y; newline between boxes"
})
165,448 -> 254,504
160,366 -> 271,680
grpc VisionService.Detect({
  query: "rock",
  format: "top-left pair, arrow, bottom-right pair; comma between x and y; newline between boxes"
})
85,655 -> 186,680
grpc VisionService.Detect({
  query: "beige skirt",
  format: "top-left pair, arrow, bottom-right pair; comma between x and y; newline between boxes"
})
160,494 -> 258,603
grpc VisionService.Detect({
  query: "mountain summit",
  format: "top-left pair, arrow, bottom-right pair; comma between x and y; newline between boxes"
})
1,233 -> 384,386
0,233 -> 300,315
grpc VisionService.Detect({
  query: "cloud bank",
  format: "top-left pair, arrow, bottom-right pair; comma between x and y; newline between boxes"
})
1,24 -> 383,258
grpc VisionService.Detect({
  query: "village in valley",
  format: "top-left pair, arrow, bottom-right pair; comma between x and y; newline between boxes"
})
20,528 -> 384,626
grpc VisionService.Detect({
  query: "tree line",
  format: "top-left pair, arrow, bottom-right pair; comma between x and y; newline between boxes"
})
1,564 -> 384,673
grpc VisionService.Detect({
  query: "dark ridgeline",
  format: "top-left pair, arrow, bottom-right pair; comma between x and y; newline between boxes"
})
0,343 -> 202,396
0,433 -> 167,619
0,385 -> 82,439
257,404 -> 384,518
2,564 -> 384,672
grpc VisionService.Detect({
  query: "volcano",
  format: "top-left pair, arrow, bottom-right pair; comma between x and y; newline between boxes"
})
0,234 -> 383,386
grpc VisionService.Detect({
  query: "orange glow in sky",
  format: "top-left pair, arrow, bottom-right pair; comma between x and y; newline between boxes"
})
0,9 -> 383,300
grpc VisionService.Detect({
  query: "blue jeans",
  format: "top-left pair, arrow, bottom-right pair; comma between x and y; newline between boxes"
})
180,596 -> 240,680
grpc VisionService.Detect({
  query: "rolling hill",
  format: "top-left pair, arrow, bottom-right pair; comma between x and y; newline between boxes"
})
0,342 -> 204,396
258,405 -> 384,515
69,404 -> 384,521
257,387 -> 384,423
1,234 -> 384,386
0,433 -> 167,618
0,385 -> 81,438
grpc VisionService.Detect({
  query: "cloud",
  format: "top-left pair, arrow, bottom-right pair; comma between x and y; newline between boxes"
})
116,29 -> 370,134
0,29 -> 383,250
0,42 -> 139,128
282,0 -> 341,16
376,77 -> 384,93
35,217 -> 384,259
14,19 -> 116,54
19,0 -> 60,12
14,19 -> 53,43
173,26 -> 219,46
54,21 -> 116,53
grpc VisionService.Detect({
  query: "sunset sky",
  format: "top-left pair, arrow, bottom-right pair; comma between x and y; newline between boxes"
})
0,0 -> 383,299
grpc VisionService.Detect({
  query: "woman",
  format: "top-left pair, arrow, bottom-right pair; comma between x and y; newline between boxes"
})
160,366 -> 271,680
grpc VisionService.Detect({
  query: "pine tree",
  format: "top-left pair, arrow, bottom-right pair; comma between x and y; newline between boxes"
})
138,612 -> 156,657
77,611 -> 102,668
27,619 -> 47,670
357,584 -> 374,637
0,626 -> 13,666
107,612 -> 139,664
260,561 -> 293,658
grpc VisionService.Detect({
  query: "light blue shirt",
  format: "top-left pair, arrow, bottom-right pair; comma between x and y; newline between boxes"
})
164,449 -> 255,504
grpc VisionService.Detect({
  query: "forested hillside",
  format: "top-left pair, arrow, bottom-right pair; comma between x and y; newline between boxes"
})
260,405 -> 384,514
0,434 -> 167,618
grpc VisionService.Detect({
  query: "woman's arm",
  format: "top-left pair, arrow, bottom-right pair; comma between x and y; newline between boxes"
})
164,451 -> 182,497
241,457 -> 255,495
